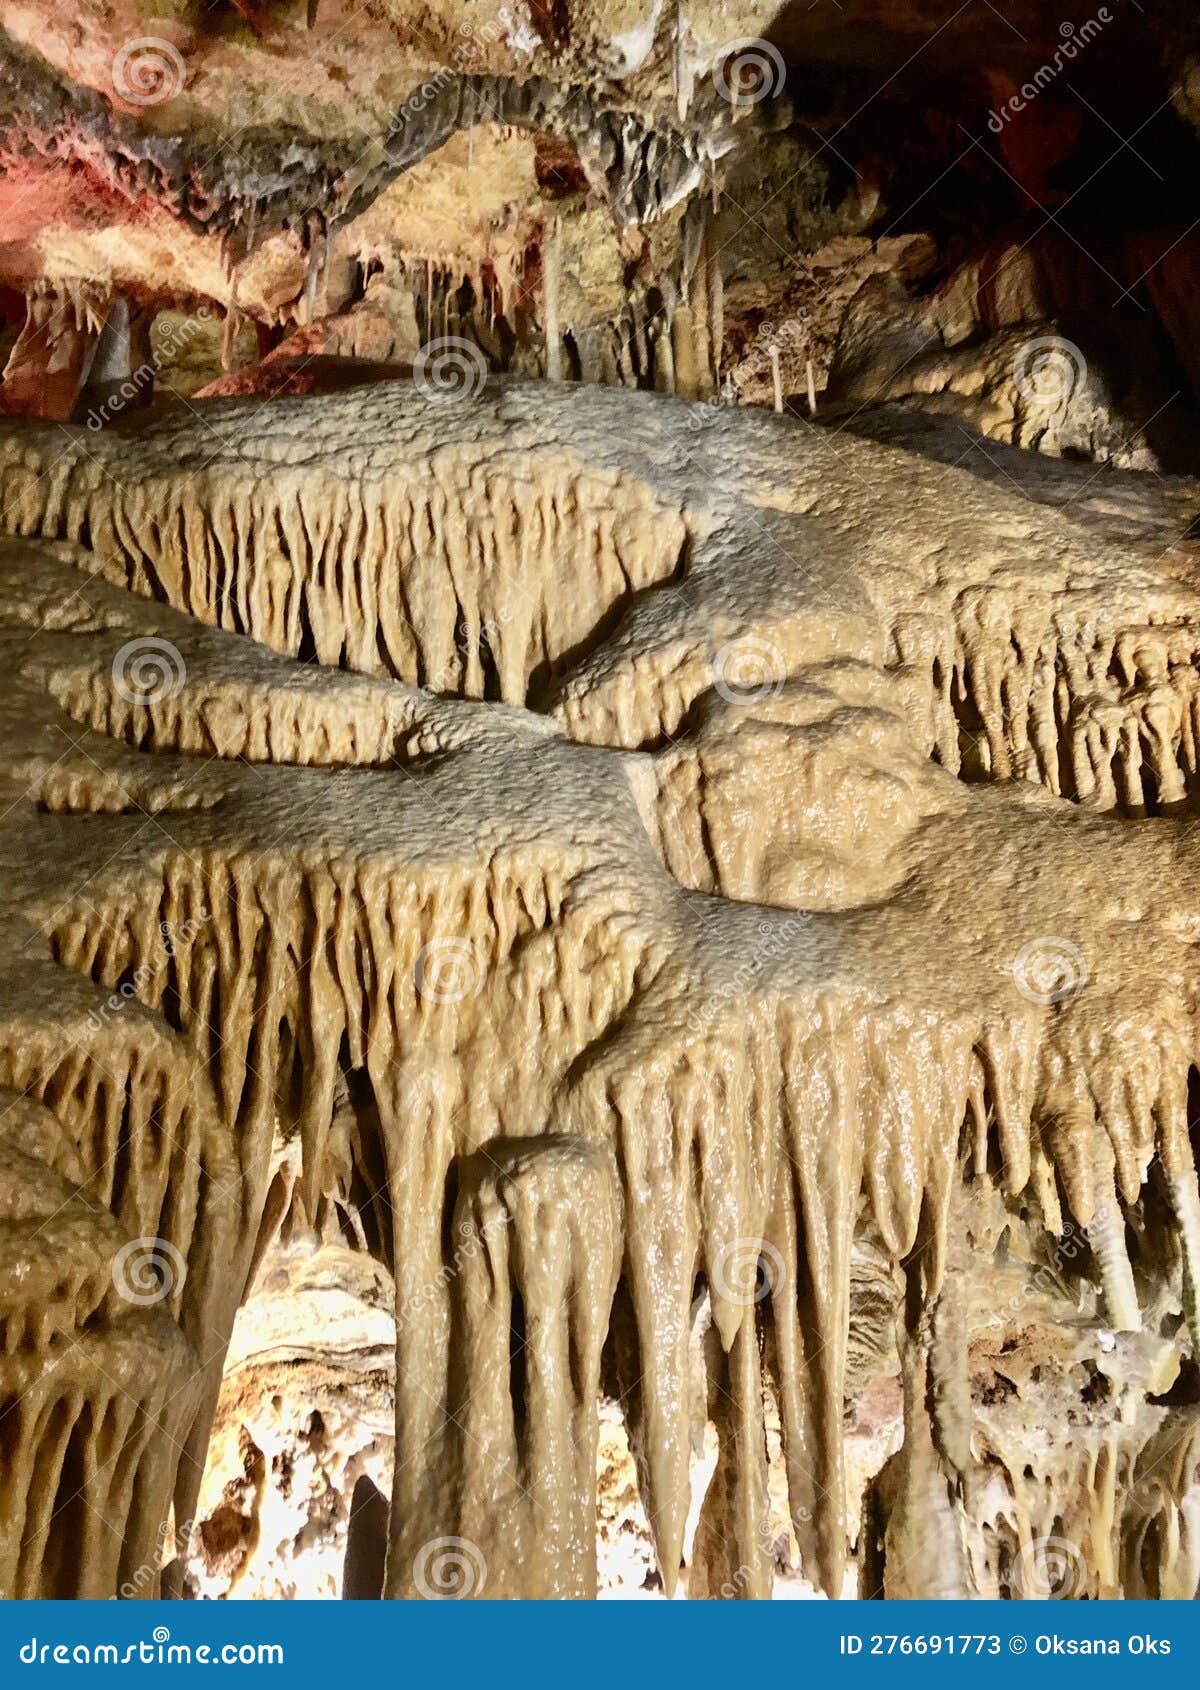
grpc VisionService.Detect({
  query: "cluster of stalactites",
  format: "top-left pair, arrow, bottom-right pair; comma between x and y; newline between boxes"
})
0,440 -> 690,707
896,590 -> 1200,816
34,834 -> 1200,1597
0,1082 -> 216,1599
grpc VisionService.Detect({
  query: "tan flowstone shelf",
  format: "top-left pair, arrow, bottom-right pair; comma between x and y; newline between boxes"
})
1,379 -> 1200,1599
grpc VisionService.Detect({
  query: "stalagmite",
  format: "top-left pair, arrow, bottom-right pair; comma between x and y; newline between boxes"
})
690,1320 -> 773,1600
653,304 -> 676,395
870,1342 -> 970,1600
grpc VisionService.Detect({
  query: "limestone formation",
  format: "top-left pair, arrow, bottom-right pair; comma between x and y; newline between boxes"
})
0,371 -> 1197,1599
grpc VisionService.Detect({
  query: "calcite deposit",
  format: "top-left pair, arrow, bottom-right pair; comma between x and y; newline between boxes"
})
0,374 -> 1199,1599
2,0 -> 1200,1606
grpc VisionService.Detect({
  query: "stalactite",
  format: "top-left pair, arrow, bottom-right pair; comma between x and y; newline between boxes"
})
690,236 -> 712,400
653,305 -> 676,395
672,303 -> 699,400
3,377 -> 1200,1601
1088,1139 -> 1141,1333
543,217 -> 563,384
769,346 -> 783,413
222,278 -> 241,374
706,228 -> 724,391
690,1318 -> 773,1599
0,403 -> 692,707
388,1137 -> 617,1598
303,226 -> 325,328
673,2 -> 690,121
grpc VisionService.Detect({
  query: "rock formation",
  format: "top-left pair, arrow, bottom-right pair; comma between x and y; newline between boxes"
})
2,0 -> 1200,1604
0,373 -> 1199,1598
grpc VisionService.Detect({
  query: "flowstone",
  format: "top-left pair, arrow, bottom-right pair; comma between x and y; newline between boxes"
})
1,378 -> 1200,1599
